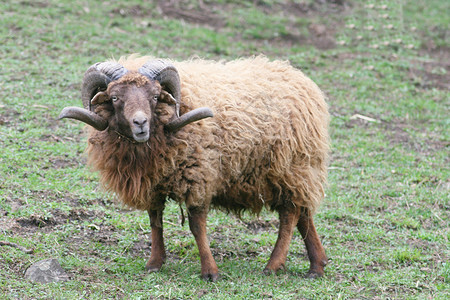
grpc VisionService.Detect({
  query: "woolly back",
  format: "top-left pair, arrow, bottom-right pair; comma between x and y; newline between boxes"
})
174,56 -> 329,214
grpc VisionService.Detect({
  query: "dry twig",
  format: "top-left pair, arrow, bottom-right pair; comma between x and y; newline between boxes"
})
0,241 -> 34,254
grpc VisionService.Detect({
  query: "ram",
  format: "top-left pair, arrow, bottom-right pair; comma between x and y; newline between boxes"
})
59,55 -> 330,281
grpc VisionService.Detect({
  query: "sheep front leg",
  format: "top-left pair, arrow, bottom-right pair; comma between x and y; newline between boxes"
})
146,209 -> 166,272
188,208 -> 219,281
263,207 -> 299,275
297,208 -> 327,278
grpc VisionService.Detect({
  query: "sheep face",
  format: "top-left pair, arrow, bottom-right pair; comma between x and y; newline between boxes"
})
91,73 -> 176,143
111,84 -> 154,143
59,59 -> 213,137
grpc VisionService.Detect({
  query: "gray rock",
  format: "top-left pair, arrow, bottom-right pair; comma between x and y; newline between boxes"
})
25,258 -> 69,283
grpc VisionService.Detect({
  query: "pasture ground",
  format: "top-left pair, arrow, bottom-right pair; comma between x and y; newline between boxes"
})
0,0 -> 448,299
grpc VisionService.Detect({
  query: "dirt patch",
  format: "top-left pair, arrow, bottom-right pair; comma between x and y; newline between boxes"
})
131,240 -> 150,253
256,0 -> 349,16
110,4 -> 150,18
244,218 -> 279,234
111,0 -> 350,51
6,207 -> 104,235
384,122 -> 416,148
157,1 -> 225,29
415,26 -> 450,90
66,207 -> 95,220
17,214 -> 58,228
19,0 -> 49,8
41,157 -> 83,169
383,120 -> 449,157
409,48 -> 450,90
341,114 -> 448,158
279,0 -> 349,49
1,189 -> 111,237
307,23 -> 337,50
0,106 -> 20,127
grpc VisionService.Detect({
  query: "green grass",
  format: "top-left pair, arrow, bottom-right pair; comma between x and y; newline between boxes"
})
1,0 -> 449,299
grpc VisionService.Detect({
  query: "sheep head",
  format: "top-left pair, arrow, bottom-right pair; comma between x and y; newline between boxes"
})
59,60 -> 213,143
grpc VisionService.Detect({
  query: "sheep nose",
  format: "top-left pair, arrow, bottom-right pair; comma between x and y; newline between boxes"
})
133,116 -> 147,127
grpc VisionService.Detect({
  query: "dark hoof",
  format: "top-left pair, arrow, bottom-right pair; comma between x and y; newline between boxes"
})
305,270 -> 324,279
145,260 -> 164,273
263,268 -> 274,276
146,266 -> 161,273
263,265 -> 286,276
201,272 -> 219,282
263,266 -> 287,276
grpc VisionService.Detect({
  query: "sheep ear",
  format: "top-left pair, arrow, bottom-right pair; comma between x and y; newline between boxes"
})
91,91 -> 109,106
159,90 -> 177,105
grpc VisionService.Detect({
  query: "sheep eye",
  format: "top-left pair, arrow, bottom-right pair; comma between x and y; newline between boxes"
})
111,96 -> 118,102
153,95 -> 158,101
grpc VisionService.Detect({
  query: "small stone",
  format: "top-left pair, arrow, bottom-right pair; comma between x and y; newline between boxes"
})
25,258 -> 69,283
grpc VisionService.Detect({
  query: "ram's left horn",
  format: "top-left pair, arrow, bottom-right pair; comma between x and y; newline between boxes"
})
165,107 -> 213,132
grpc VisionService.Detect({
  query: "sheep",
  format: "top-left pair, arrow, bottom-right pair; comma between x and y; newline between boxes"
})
59,55 -> 329,281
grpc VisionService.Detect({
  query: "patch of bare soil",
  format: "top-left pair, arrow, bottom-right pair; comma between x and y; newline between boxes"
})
110,4 -> 150,18
413,24 -> 450,91
0,106 -> 20,127
157,0 -> 225,29
383,120 -> 450,158
44,157 -> 81,169
0,188 -> 154,268
19,0 -> 49,8
278,0 -> 348,15
244,218 -> 279,234
16,214 -> 58,228
409,46 -> 450,90
339,109 -> 448,159
1,190 -> 107,235
113,0 -> 350,51
277,0 -> 350,50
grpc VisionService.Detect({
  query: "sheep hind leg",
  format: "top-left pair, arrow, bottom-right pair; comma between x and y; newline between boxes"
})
188,207 -> 219,281
263,207 -> 299,275
146,209 -> 166,272
297,208 -> 327,278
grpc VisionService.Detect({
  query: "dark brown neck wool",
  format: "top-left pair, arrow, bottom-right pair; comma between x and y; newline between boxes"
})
87,125 -> 177,211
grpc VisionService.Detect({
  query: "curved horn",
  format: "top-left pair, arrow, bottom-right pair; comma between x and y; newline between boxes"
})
139,60 -> 213,132
82,62 -> 128,110
59,106 -> 108,131
139,59 -> 181,117
165,107 -> 213,132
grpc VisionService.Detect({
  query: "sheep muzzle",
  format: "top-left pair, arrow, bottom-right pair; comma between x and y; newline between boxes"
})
130,110 -> 151,143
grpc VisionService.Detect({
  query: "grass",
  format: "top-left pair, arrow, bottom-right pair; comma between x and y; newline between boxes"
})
0,0 -> 449,299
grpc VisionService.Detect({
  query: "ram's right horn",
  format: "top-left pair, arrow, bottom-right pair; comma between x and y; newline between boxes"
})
59,106 -> 108,131
82,62 -> 128,111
